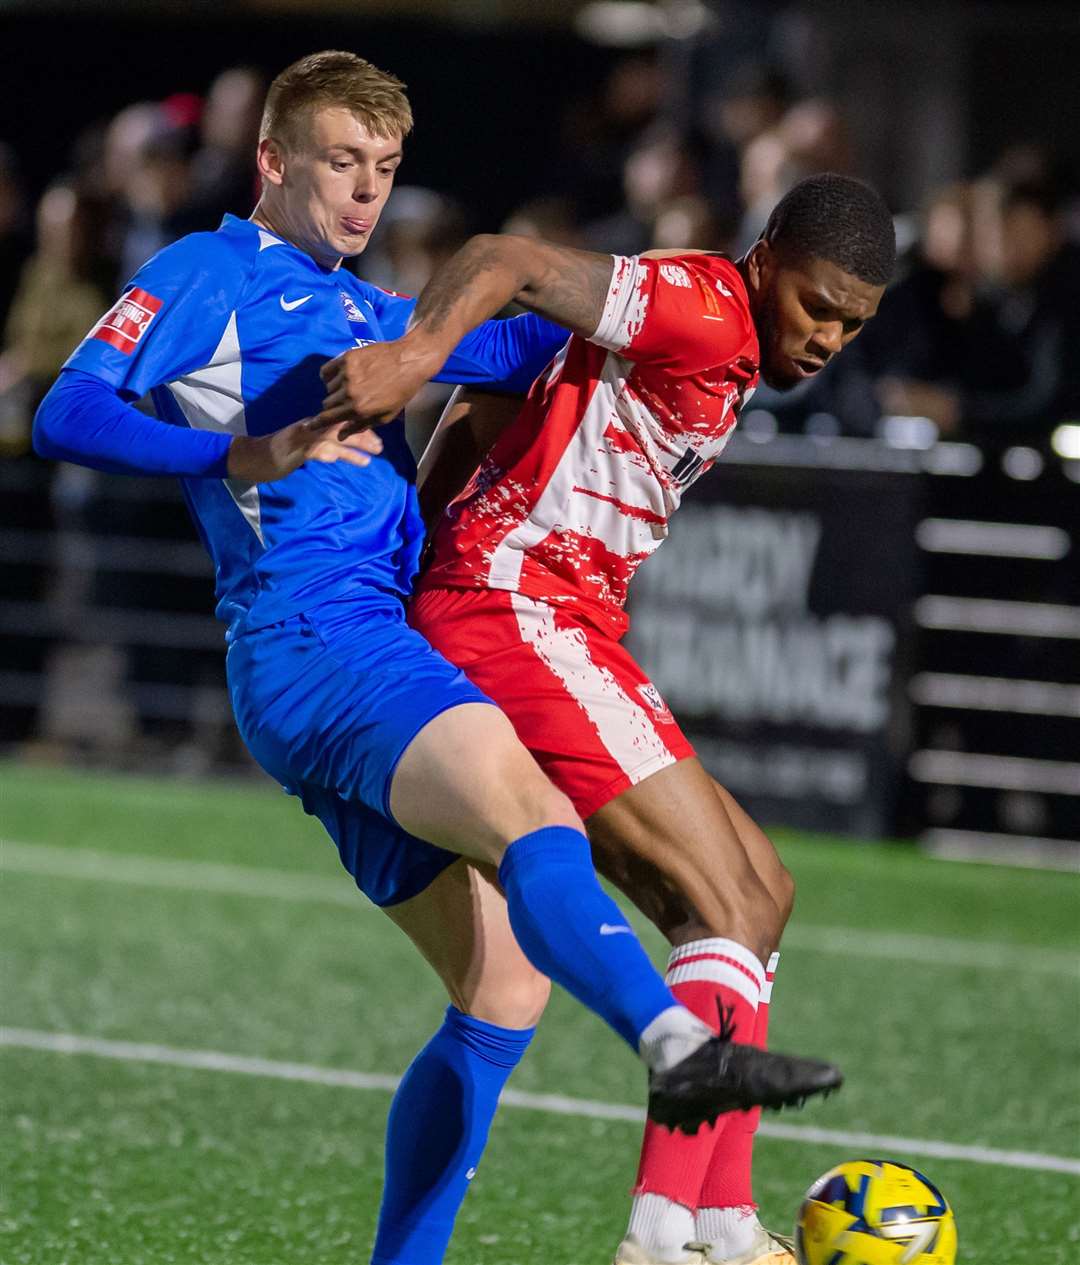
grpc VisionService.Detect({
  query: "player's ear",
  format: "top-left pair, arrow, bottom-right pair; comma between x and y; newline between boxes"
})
257,137 -> 287,188
745,238 -> 773,295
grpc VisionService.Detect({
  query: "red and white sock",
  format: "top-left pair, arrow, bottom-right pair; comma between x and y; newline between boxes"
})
625,939 -> 764,1258
696,952 -> 779,1259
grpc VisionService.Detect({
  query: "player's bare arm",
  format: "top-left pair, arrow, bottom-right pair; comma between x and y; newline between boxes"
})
317,234 -> 615,430
416,388 -> 521,529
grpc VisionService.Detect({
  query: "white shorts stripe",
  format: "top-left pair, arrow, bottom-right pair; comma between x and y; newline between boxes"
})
760,980 -> 774,1003
665,959 -> 762,1009
509,591 -> 673,782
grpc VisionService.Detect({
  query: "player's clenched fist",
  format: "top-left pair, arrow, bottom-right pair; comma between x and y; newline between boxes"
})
318,337 -> 444,432
227,416 -> 383,484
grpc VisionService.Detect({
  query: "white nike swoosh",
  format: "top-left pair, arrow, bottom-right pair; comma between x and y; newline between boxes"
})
279,294 -> 314,311
599,923 -> 633,936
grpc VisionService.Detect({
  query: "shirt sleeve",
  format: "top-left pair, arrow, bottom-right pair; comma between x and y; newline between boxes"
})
589,253 -> 756,376
434,313 -> 569,393
33,369 -> 233,478
362,284 -> 568,393
362,284 -> 416,342
63,231 -> 250,399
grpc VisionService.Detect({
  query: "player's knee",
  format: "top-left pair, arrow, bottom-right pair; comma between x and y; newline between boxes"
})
771,861 -> 796,929
460,970 -> 552,1030
486,752 -> 582,849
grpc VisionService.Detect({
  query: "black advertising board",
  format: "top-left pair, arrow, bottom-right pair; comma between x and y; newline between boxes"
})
625,437 -> 926,838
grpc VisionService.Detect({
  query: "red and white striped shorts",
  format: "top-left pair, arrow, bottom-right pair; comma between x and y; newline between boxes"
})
409,585 -> 694,819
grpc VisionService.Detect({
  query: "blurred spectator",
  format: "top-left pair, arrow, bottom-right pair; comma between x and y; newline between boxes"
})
357,185 -> 470,296
880,176 -> 1080,437
651,193 -> 724,250
0,144 -> 32,335
556,53 -> 664,222
186,67 -> 265,225
0,182 -> 110,451
119,126 -> 200,281
92,101 -> 170,285
101,102 -> 164,202
698,61 -> 795,237
502,196 -> 584,248
863,182 -> 977,427
583,123 -> 703,255
735,98 -> 854,251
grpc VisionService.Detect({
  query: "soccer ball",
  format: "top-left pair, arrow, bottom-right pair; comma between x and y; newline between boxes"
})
794,1159 -> 957,1264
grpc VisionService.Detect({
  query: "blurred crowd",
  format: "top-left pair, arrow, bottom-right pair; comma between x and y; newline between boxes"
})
0,47 -> 1077,765
2,54 -> 1078,454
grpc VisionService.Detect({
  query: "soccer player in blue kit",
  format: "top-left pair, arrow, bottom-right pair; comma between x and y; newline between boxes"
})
34,51 -> 840,1265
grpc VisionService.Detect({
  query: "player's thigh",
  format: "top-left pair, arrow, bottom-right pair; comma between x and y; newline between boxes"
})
411,585 -> 693,822
709,779 -> 795,925
382,855 -> 551,1029
388,702 -> 581,867
587,756 -> 781,959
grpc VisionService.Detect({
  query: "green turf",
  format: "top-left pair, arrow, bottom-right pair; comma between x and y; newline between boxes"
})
2,761 -> 1079,1264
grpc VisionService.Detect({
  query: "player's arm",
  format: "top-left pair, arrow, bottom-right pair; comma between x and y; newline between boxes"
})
33,372 -> 383,482
35,235 -> 381,483
363,285 -> 568,393
416,387 -> 521,530
319,235 -> 615,429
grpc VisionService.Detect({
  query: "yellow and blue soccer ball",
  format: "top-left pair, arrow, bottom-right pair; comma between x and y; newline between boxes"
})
794,1159 -> 957,1264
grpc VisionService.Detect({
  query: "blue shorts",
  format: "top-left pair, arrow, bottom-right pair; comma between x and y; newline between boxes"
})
226,594 -> 493,906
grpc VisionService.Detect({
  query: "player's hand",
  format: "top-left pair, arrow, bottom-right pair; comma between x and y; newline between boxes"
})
317,335 -> 446,434
226,417 -> 383,484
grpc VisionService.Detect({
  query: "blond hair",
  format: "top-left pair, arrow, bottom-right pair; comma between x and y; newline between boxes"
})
260,50 -> 413,152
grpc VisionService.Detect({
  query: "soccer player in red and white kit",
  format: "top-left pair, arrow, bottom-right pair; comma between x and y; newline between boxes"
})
321,173 -> 893,1265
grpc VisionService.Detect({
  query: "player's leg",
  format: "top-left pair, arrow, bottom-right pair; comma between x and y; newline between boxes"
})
404,592 -> 839,1138
694,780 -> 792,1265
232,599 -> 812,1143
388,700 -> 715,1070
371,857 -> 550,1265
709,779 -> 795,934
588,757 -> 785,962
588,761 -> 790,1265
407,587 -> 825,1265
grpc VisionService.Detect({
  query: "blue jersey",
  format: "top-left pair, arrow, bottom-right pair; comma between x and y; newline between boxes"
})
61,214 -> 566,639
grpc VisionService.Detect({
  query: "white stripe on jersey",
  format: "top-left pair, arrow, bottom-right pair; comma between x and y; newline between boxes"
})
486,350 -> 686,591
591,255 -> 650,352
487,353 -> 635,588
166,311 -> 263,543
509,591 -> 674,781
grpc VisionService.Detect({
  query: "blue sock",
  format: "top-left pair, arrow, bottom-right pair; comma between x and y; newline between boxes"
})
371,1005 -> 534,1265
498,826 -> 676,1049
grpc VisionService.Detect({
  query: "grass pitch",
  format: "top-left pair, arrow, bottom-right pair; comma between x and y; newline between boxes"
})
2,762 -> 1078,1264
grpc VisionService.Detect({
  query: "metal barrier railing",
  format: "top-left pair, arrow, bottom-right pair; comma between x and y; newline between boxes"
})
3,433 -> 1078,859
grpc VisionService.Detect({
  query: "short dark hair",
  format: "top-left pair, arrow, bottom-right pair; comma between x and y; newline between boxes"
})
762,172 -> 896,285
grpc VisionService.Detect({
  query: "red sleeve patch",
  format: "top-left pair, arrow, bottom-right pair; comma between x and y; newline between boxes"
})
90,287 -> 163,354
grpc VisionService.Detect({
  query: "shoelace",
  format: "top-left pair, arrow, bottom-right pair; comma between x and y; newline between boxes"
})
714,998 -> 737,1043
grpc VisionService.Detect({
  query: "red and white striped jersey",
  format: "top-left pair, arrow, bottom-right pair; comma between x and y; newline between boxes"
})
421,252 -> 760,638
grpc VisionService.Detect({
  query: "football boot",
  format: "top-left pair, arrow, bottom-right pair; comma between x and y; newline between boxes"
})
647,1035 -> 842,1133
698,1225 -> 796,1264
613,1232 -> 707,1265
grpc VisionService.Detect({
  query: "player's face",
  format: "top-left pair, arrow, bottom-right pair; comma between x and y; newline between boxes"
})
261,107 -> 402,266
748,243 -> 884,390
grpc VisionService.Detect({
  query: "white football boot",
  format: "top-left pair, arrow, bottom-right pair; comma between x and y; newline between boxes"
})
696,1223 -> 795,1265
613,1233 -> 707,1265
